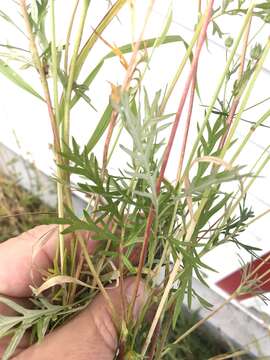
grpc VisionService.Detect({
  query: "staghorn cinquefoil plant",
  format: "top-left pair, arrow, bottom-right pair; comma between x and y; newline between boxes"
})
1,0 -> 270,359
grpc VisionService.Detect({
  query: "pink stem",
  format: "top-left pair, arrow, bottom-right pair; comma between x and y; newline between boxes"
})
177,71 -> 197,180
129,0 -> 215,319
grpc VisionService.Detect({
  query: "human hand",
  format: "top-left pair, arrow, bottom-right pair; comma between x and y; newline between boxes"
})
0,225 -> 145,359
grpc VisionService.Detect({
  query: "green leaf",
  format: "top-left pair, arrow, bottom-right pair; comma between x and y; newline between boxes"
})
256,2 -> 270,10
61,222 -> 91,234
155,8 -> 173,48
0,296 -> 28,315
0,10 -> 26,36
212,21 -> 225,38
173,277 -> 189,329
70,35 -> 183,109
85,103 -> 113,155
43,217 -> 69,225
31,0 -> 39,24
193,289 -> 213,310
67,35 -> 184,157
133,190 -> 153,201
105,36 -> 182,62
0,59 -> 44,101
36,316 -> 51,343
70,60 -> 103,108
75,0 -> 128,79
2,325 -> 29,360
0,316 -> 23,338
122,254 -> 137,273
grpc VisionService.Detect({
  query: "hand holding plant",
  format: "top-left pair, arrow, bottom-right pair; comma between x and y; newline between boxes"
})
0,225 -> 145,359
1,0 -> 270,358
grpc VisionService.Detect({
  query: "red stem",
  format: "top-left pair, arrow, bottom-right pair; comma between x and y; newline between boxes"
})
177,71 -> 197,180
129,0 -> 215,317
102,111 -> 118,173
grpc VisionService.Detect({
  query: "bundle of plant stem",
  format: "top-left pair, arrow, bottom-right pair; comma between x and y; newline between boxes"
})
1,0 -> 270,359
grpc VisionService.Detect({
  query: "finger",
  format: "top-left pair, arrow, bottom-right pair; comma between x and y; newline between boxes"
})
15,277 -> 146,360
0,225 -> 95,297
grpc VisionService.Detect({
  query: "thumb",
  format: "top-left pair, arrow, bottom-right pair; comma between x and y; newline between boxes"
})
15,278 -> 145,360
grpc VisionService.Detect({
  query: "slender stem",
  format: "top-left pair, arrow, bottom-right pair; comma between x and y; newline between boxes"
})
140,2 -> 173,83
19,0 -> 68,274
107,123 -> 123,163
50,0 -> 60,127
140,1 -> 214,355
161,292 -> 235,356
49,1 -> 68,276
176,69 -> 197,179
142,257 -> 181,357
254,267 -> 270,286
143,187 -> 207,356
148,321 -> 161,360
63,0 -> 90,150
102,1 -> 156,323
59,2 -> 91,278
159,15 -> 204,114
243,96 -> 270,112
246,208 -> 270,227
121,0 -> 155,92
230,110 -> 270,164
158,5 -> 256,287
77,234 -> 118,324
182,3 -> 255,178
64,0 -> 80,74
19,0 -> 60,153
218,14 -> 252,149
209,350 -> 249,360
221,38 -> 270,157
248,22 -> 265,46
102,111 -> 118,173
243,147 -> 270,195
75,0 -> 128,80
104,0 -> 158,171
198,0 -> 202,13
163,250 -> 270,356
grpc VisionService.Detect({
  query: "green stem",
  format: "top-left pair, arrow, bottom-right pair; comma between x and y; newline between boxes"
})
75,0 -> 127,80
63,0 -> 91,149
20,0 -> 67,275
231,108 -> 270,163
50,0 -> 60,127
77,234 -> 118,325
64,0 -> 80,74
141,0 -> 214,354
182,3 -> 255,178
50,0 -> 68,276
159,15 -> 204,114
243,145 -> 270,194
221,38 -> 270,157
